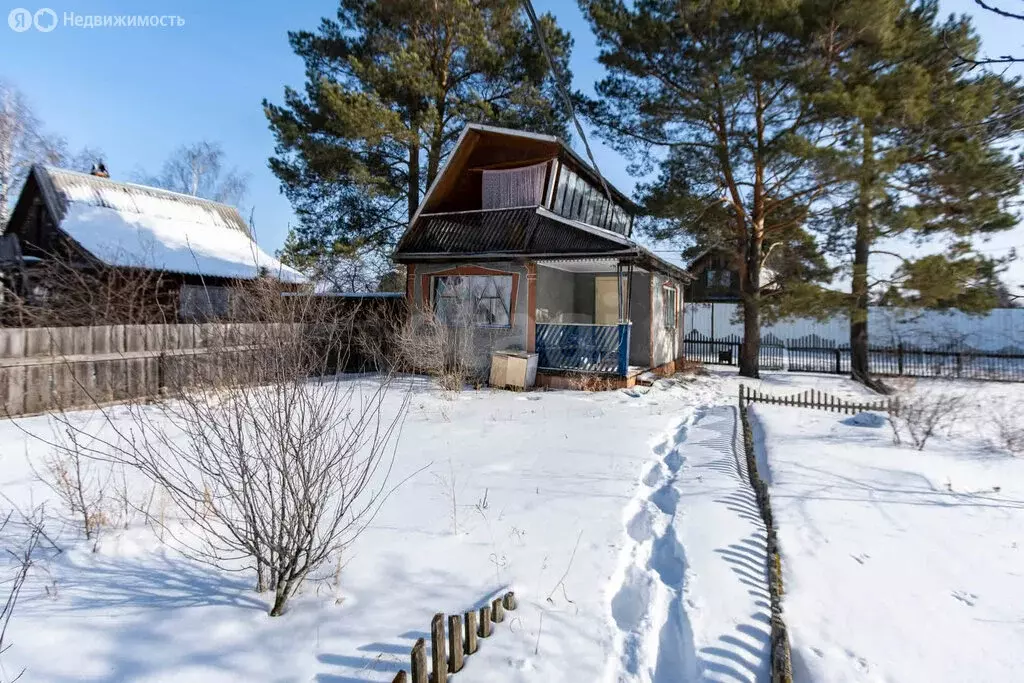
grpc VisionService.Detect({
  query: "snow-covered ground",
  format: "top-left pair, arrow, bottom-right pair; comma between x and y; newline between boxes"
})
751,379 -> 1024,683
3,369 -> 1021,683
0,372 -> 765,683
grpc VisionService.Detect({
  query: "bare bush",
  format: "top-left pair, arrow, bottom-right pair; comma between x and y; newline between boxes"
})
393,312 -> 482,391
888,385 -> 966,451
33,430 -> 111,551
35,280 -> 411,616
990,406 -> 1024,456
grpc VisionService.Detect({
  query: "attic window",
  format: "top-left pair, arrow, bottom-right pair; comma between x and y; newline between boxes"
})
481,162 -> 547,209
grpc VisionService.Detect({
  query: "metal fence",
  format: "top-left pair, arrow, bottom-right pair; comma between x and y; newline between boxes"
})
686,335 -> 1024,382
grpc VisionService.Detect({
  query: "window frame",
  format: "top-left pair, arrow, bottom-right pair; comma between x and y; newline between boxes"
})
663,284 -> 678,330
432,273 -> 515,329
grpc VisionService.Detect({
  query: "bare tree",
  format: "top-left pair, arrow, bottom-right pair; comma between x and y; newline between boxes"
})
35,279 -> 410,616
0,82 -> 62,227
142,141 -> 249,207
0,81 -> 105,227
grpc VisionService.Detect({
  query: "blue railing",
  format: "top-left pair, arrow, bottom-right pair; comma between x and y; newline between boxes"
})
536,323 -> 631,375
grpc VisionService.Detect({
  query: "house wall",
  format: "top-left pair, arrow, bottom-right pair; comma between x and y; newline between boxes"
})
685,252 -> 741,302
651,273 -> 684,367
535,265 -> 581,323
573,274 -> 595,321
408,261 -> 530,373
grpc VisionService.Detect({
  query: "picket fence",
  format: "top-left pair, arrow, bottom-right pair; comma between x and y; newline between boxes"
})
738,384 -> 894,415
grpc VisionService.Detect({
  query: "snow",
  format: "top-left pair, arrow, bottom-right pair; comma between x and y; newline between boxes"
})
4,368 -> 1021,683
57,194 -> 304,283
750,379 -> 1024,683
0,373 -> 754,683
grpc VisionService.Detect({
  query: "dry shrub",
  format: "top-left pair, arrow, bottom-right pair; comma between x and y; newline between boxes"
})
990,406 -> 1024,456
33,428 -> 111,552
391,312 -> 484,391
33,279 -> 411,616
566,372 -> 619,392
888,383 -> 966,451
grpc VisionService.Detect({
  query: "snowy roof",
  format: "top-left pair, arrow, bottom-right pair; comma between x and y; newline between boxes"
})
32,166 -> 305,283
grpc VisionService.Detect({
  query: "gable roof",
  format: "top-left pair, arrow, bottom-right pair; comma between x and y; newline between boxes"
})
21,165 -> 304,283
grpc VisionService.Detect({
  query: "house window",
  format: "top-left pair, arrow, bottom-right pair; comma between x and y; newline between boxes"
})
705,268 -> 733,289
180,284 -> 231,321
663,286 -> 677,329
433,274 -> 513,327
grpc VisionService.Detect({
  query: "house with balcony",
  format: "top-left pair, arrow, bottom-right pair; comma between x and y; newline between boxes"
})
392,124 -> 692,388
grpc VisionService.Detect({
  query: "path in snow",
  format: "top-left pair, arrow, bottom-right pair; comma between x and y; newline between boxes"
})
605,405 -> 772,683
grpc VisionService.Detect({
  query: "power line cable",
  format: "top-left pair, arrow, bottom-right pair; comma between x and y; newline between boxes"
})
520,0 -> 615,206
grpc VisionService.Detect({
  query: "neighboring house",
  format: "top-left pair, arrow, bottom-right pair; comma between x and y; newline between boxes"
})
1,165 -> 304,323
685,247 -> 778,303
393,124 -> 692,387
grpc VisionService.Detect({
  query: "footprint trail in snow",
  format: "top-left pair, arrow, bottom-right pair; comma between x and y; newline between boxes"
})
605,405 -> 772,683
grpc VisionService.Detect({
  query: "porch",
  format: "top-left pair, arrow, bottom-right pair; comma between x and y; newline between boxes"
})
533,259 -> 654,379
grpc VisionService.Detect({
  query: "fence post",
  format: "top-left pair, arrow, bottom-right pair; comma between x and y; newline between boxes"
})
491,597 -> 505,623
955,351 -> 963,378
464,611 -> 478,655
834,348 -> 841,374
430,613 -> 446,682
617,323 -> 630,377
411,639 -> 428,683
739,384 -> 744,407
503,591 -> 517,611
448,614 -> 464,673
479,606 -> 492,638
897,343 -> 904,375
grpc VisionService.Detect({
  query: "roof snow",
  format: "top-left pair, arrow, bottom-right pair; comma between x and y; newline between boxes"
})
35,166 -> 305,283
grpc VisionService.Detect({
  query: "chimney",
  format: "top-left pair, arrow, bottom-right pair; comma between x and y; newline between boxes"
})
90,162 -> 109,178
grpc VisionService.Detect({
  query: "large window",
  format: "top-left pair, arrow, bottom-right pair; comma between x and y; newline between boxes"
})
434,274 -> 513,327
663,286 -> 677,329
551,166 -> 631,235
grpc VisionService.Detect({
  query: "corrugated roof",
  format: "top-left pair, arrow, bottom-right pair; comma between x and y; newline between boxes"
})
394,207 -> 634,259
29,165 -> 304,283
37,166 -> 253,237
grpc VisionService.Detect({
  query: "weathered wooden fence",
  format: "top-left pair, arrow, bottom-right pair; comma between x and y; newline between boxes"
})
393,591 -> 517,683
0,323 -> 287,416
739,384 -> 893,415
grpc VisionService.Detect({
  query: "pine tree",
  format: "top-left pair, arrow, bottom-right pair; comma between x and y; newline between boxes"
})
263,0 -> 573,284
582,0 -> 837,378
806,0 -> 1024,388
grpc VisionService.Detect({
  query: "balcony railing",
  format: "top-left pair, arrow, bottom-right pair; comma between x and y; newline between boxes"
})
536,323 -> 631,375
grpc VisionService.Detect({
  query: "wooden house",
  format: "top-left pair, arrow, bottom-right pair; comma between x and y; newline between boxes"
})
393,124 -> 693,387
1,165 -> 305,323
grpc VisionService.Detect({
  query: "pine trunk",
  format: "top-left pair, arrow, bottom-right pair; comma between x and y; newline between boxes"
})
738,229 -> 763,379
408,140 -> 420,223
851,124 -> 872,385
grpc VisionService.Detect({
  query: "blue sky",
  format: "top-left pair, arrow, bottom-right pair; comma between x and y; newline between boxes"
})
2,0 -> 1021,287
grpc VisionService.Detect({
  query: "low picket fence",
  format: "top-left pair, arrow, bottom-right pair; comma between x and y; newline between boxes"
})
738,384 -> 893,415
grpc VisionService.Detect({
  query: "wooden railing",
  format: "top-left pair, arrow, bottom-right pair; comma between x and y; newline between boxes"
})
535,322 -> 631,376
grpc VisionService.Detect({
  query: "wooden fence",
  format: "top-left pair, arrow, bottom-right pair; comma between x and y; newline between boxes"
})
0,323 -> 287,417
738,384 -> 893,415
391,591 -> 517,683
